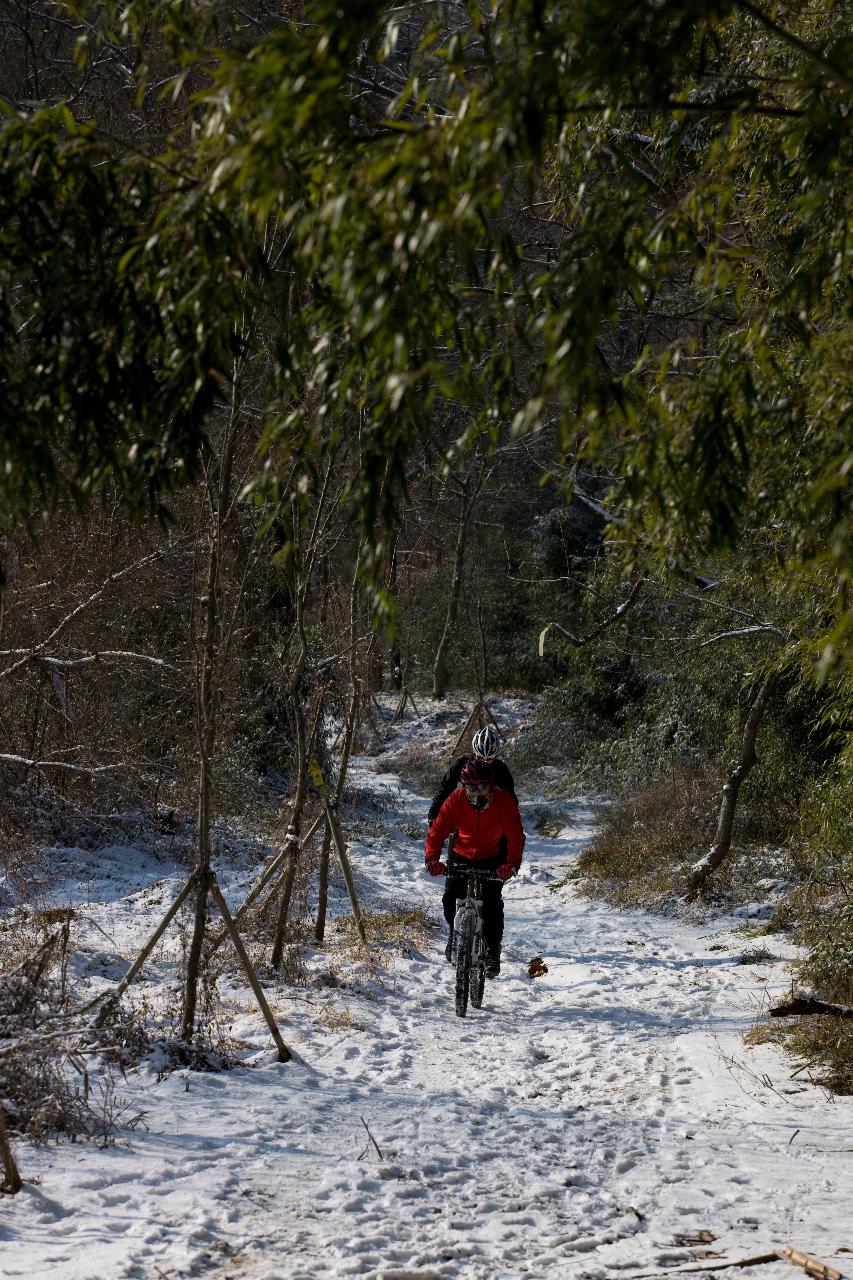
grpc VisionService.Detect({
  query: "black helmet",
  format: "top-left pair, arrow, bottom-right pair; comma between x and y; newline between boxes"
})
461,759 -> 494,786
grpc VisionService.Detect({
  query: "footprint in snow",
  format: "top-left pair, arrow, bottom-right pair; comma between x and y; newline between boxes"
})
42,1221 -> 78,1238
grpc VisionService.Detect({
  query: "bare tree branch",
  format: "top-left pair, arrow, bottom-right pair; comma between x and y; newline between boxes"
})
571,483 -> 625,526
699,624 -> 786,647
0,650 -> 180,672
0,546 -> 185,682
538,579 -> 643,654
0,754 -> 124,775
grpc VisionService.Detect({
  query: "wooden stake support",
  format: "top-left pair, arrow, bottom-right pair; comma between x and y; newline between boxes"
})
208,881 -> 290,1062
207,810 -> 323,954
79,874 -> 197,1020
391,685 -> 421,723
82,870 -> 291,1061
321,795 -> 368,945
255,859 -> 302,923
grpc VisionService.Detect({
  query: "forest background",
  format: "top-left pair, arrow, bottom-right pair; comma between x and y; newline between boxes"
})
0,0 -> 851,1135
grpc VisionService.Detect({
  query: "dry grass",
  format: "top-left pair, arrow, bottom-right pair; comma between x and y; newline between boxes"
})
0,916 -> 104,1142
307,903 -> 437,1038
334,902 -> 435,954
746,1017 -> 853,1095
0,817 -> 42,908
568,765 -> 794,912
371,744 -> 441,797
570,768 -> 712,907
313,1002 -> 366,1033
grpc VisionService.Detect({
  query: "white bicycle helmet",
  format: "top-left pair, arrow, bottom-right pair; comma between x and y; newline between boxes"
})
472,725 -> 500,759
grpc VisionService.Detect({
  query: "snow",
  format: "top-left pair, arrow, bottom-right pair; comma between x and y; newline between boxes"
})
2,695 -> 852,1280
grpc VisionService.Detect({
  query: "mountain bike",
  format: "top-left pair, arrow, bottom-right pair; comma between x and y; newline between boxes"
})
448,866 -> 501,1018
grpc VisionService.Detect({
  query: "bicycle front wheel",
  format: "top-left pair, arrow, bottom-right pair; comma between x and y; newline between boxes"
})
470,937 -> 486,1009
455,914 -> 473,1018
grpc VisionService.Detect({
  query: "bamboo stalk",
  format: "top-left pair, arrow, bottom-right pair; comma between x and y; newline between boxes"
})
780,1244 -> 845,1280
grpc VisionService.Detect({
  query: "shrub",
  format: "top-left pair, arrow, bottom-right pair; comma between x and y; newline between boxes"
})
0,917 -> 104,1142
571,767 -> 712,907
750,1018 -> 853,1096
372,743 -> 442,797
792,760 -> 853,1003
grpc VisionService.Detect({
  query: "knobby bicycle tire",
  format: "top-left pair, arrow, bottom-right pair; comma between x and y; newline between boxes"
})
470,938 -> 486,1009
455,913 -> 473,1018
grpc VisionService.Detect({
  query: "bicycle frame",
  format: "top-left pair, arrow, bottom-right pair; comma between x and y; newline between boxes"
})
447,863 -> 500,1016
452,872 -> 486,961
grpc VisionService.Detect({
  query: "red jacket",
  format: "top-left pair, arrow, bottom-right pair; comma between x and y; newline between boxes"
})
425,786 -> 525,869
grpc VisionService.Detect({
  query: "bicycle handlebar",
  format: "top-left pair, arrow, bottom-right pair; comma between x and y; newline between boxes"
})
442,865 -> 505,881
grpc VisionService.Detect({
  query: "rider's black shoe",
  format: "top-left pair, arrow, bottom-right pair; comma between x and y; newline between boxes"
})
485,947 -> 501,978
445,929 -> 454,963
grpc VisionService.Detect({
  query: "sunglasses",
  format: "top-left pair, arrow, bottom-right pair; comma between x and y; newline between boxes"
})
463,782 -> 490,793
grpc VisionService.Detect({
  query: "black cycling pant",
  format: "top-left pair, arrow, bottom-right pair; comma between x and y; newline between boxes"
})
442,853 -> 505,951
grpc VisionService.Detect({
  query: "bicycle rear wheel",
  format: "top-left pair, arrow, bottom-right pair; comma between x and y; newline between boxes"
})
455,914 -> 473,1017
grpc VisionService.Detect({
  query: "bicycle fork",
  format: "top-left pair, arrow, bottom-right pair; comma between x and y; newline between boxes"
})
452,895 -> 484,960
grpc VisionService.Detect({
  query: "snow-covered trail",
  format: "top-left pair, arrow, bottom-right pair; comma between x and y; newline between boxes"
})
4,710 -> 852,1280
206,762 -> 846,1280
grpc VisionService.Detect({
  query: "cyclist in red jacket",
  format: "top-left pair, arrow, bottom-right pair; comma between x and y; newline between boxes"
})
425,759 -> 525,977
427,724 -> 516,823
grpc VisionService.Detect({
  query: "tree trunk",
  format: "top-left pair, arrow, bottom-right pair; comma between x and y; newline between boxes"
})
316,554 -> 365,942
181,517 -> 218,1041
270,688 -> 311,967
269,463 -> 339,961
432,478 -> 472,700
770,994 -> 853,1020
687,669 -> 781,900
0,1105 -> 22,1194
475,599 -> 489,694
181,392 -> 237,1041
389,534 -> 402,690
315,681 -> 360,942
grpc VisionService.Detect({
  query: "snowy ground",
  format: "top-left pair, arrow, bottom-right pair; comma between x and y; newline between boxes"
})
2,696 -> 852,1280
